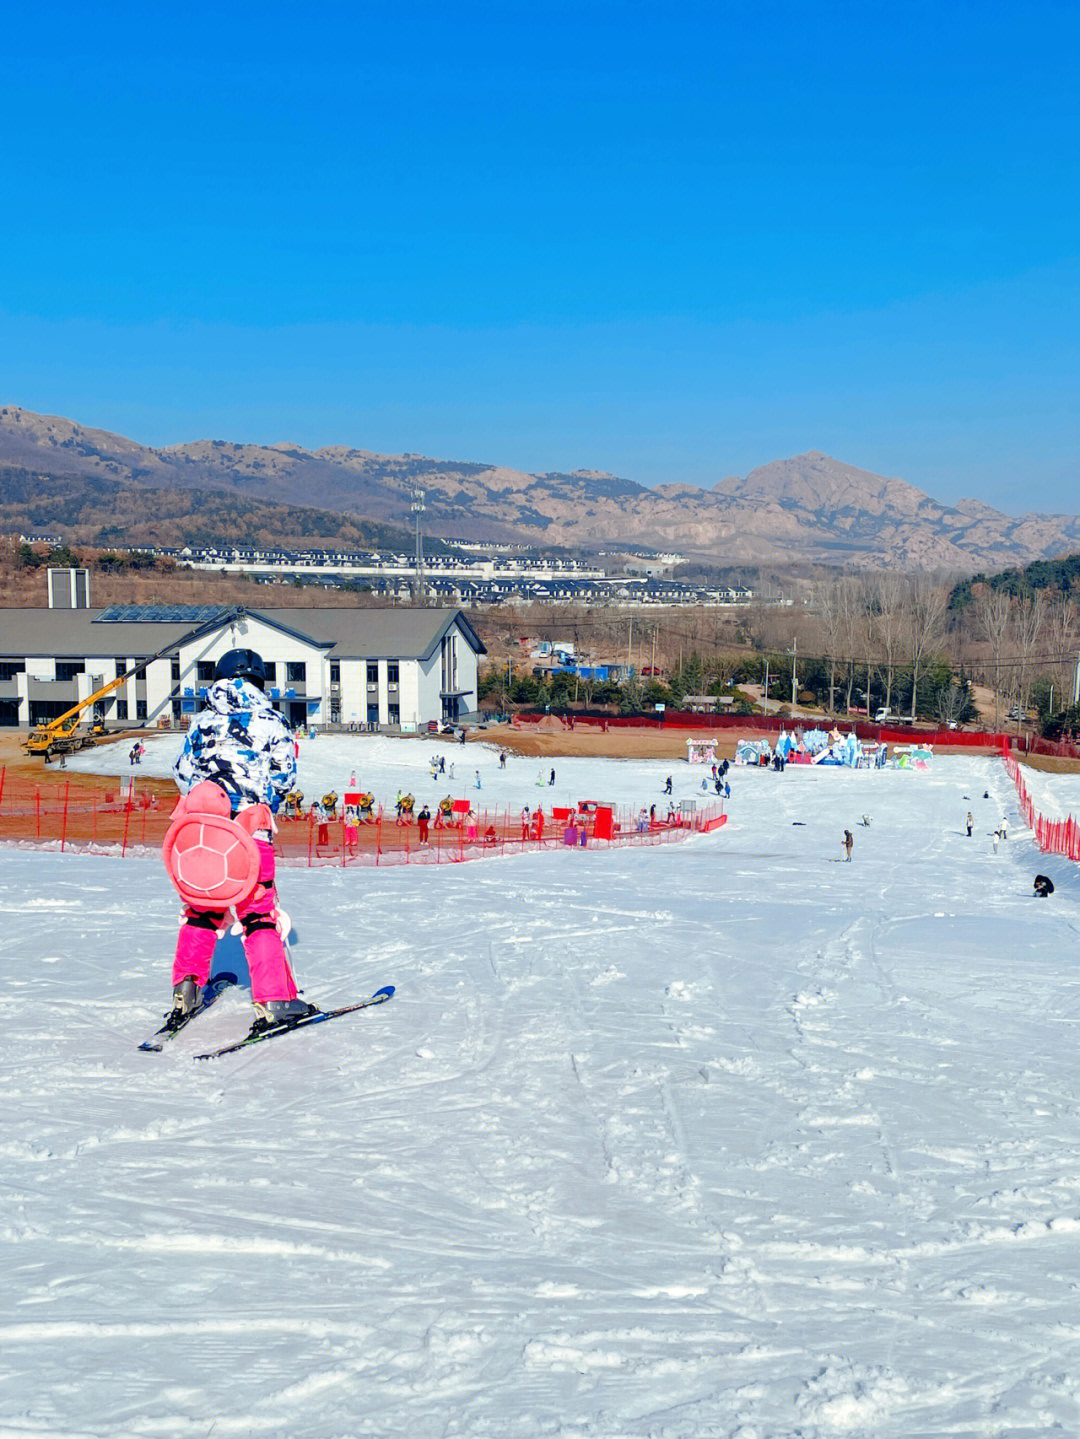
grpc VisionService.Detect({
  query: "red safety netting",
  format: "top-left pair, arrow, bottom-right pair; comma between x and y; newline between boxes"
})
1003,752 -> 1080,863
0,769 -> 727,867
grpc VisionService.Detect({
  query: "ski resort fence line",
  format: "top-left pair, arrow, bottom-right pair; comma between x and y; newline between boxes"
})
1003,753 -> 1080,863
513,712 -> 1080,759
0,769 -> 726,865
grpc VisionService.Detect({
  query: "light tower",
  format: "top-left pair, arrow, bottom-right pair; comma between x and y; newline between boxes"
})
411,489 -> 426,603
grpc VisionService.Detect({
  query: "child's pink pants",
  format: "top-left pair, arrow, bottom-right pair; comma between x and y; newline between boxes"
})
171,840 -> 297,1003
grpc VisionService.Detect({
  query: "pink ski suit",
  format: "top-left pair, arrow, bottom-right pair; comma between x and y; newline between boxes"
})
171,678 -> 298,1004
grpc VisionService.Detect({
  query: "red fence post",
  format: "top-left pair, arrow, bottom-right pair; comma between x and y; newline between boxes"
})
120,784 -> 133,858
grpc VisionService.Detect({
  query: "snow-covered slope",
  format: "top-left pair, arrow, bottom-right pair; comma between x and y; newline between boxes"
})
63,731 -> 719,819
4,755 -> 1080,1437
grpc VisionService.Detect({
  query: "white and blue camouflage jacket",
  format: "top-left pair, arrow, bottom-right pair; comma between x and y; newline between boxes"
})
173,678 -> 297,814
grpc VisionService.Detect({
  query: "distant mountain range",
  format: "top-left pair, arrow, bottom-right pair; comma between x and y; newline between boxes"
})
2,404 -> 1078,571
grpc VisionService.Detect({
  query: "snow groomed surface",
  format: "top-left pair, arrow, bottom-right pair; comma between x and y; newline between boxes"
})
4,752 -> 1080,1436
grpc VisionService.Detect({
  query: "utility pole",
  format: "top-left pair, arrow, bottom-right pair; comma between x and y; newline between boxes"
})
790,637 -> 798,707
763,655 -> 770,715
410,489 -> 426,604
627,616 -> 634,680
1073,648 -> 1080,707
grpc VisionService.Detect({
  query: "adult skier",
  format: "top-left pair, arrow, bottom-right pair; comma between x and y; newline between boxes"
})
168,648 -> 311,1032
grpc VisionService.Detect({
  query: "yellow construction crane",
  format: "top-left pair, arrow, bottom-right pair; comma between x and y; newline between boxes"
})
22,606 -> 246,760
22,644 -> 175,758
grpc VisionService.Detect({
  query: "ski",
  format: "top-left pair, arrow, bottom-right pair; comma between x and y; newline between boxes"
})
193,985 -> 395,1060
138,972 -> 240,1052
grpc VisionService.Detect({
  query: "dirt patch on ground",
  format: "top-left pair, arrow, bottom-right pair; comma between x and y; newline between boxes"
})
480,722 -> 741,762
0,730 -> 176,799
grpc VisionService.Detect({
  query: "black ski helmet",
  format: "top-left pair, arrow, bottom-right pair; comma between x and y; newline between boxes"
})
213,648 -> 268,689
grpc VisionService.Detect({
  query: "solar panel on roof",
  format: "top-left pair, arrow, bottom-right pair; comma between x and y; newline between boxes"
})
93,605 -> 233,624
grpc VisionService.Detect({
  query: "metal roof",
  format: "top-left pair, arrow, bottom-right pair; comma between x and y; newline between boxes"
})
0,607 -> 486,660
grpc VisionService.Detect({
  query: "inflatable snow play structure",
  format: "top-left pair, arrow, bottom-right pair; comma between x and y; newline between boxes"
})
891,743 -> 933,770
735,728 -> 889,769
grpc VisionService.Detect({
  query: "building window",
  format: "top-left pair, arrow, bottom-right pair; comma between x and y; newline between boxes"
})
136,700 -> 148,720
56,661 -> 86,682
330,661 -> 340,684
0,661 -> 25,681
387,704 -> 399,725
116,699 -> 128,720
367,703 -> 379,725
115,659 -> 126,680
286,661 -> 306,684
171,658 -> 181,682
367,662 -> 378,687
197,661 -> 215,683
387,662 -> 399,688
263,660 -> 276,683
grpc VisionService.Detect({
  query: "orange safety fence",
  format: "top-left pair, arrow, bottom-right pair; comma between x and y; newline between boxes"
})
0,768 -> 727,867
1003,752 -> 1080,863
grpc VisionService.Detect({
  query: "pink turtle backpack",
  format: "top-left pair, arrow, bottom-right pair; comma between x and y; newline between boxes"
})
162,780 -> 270,910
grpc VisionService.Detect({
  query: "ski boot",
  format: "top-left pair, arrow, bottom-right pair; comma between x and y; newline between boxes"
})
249,997 -> 319,1036
165,975 -> 203,1032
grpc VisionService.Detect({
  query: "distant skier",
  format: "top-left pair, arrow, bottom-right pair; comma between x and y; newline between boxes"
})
1000,816 -> 1009,840
966,811 -> 973,836
1034,874 -> 1054,898
168,649 -> 310,1033
549,767 -> 556,786
664,775 -> 673,795
843,829 -> 854,861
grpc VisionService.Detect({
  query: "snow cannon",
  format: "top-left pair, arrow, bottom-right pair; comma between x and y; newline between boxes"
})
162,783 -> 269,909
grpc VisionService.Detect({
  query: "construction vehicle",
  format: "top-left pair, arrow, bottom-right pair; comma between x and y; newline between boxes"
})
22,607 -> 247,760
23,647 -> 167,759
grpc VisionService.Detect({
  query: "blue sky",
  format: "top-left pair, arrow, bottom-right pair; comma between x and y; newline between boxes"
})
2,1 -> 1077,511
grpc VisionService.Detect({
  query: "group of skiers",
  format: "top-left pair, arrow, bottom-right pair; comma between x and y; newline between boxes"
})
965,797 -> 1010,850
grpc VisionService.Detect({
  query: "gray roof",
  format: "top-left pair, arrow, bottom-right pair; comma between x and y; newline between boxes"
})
0,606 -> 486,660
0,610 -> 195,657
259,608 -> 485,660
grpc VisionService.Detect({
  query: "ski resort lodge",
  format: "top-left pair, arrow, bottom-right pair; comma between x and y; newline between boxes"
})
0,604 -> 486,731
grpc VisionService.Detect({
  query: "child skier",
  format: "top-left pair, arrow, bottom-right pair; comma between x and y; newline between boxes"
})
167,648 -> 311,1033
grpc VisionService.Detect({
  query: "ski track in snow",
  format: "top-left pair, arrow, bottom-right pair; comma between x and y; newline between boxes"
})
4,747 -> 1080,1436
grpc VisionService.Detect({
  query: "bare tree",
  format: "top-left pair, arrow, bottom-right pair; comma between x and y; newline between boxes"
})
1045,592 -> 1080,713
814,578 -> 848,714
973,586 -> 1012,729
936,678 -> 968,727
904,574 -> 949,719
1010,592 -> 1046,725
871,572 -> 906,711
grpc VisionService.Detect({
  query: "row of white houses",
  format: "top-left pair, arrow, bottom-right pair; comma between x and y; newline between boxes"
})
0,605 -> 485,730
